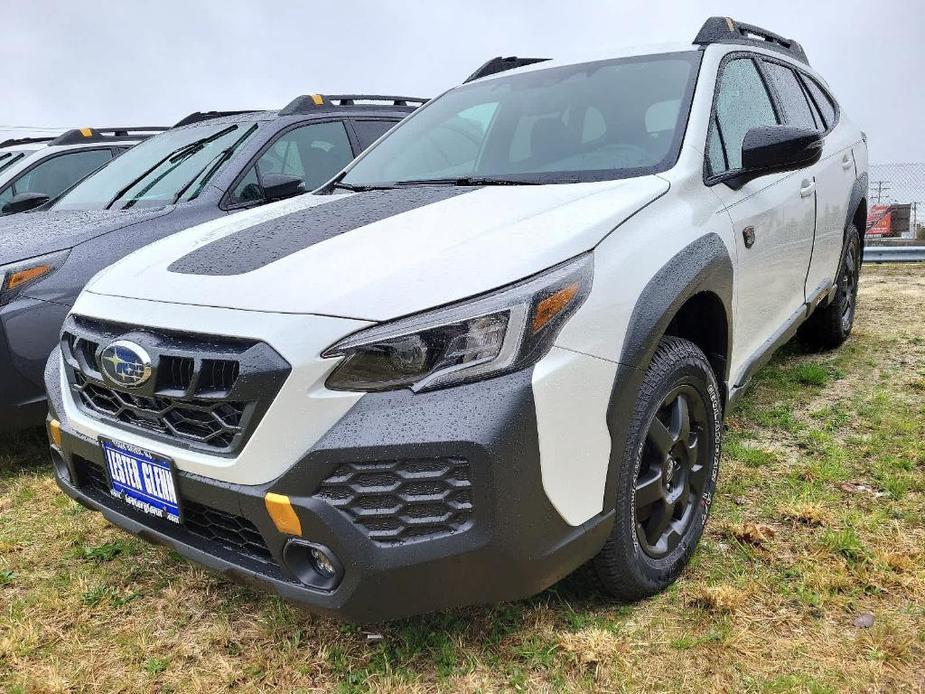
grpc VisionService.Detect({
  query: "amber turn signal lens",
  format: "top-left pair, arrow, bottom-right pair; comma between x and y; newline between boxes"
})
265,493 -> 302,536
47,418 -> 62,448
532,282 -> 580,334
6,264 -> 52,290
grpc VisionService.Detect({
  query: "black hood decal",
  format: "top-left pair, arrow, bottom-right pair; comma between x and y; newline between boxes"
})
168,187 -> 479,277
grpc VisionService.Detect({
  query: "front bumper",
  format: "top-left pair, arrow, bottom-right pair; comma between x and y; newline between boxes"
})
47,355 -> 613,623
0,296 -> 70,431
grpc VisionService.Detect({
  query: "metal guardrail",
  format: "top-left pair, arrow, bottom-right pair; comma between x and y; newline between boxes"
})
863,245 -> 925,263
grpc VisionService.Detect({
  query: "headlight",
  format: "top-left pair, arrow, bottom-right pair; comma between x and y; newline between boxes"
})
0,250 -> 70,306
323,253 -> 593,392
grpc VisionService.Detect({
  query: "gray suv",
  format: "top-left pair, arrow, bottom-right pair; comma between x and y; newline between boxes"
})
0,95 -> 423,430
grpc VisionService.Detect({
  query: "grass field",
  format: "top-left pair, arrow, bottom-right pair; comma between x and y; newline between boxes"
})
1,264 -> 923,693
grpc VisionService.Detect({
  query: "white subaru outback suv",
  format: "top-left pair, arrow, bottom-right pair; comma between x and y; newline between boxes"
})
45,18 -> 868,622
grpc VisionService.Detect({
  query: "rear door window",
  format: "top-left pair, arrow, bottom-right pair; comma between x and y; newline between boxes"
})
762,61 -> 817,131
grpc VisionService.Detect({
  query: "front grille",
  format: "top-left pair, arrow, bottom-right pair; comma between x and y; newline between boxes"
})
60,316 -> 290,454
73,372 -> 247,449
315,458 -> 474,545
73,457 -> 280,575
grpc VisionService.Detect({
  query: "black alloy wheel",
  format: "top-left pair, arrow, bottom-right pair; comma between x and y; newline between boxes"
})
839,235 -> 860,332
635,385 -> 710,558
593,336 -> 722,601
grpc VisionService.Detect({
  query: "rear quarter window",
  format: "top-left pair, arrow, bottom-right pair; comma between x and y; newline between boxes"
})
800,74 -> 838,130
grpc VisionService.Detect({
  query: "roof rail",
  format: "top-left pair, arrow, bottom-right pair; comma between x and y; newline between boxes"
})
465,56 -> 550,83
173,110 -> 264,128
49,127 -> 169,146
693,17 -> 809,64
278,94 -> 428,116
0,136 -> 56,148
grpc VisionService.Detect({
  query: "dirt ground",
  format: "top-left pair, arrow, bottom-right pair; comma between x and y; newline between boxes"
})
1,263 -> 923,693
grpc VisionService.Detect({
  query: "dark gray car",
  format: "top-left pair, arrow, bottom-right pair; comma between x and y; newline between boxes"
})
0,95 -> 424,430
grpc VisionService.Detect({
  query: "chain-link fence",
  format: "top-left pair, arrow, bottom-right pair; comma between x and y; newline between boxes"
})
867,163 -> 925,240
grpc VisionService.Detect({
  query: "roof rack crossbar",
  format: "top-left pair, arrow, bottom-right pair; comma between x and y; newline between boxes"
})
464,56 -> 551,83
172,110 -> 265,128
324,94 -> 429,106
49,127 -> 171,146
278,94 -> 427,116
693,16 -> 809,64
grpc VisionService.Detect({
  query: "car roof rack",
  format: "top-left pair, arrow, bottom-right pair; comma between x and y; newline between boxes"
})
0,135 -> 56,148
172,110 -> 265,128
693,17 -> 809,64
48,127 -> 169,146
279,94 -> 428,116
464,56 -> 551,83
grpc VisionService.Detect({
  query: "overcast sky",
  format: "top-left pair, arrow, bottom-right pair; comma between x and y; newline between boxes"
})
3,1 -> 922,163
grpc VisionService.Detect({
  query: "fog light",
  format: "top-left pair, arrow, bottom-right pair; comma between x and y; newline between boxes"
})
310,547 -> 336,576
282,539 -> 343,591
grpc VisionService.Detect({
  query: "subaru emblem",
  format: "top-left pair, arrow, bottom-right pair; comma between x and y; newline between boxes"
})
100,340 -> 152,388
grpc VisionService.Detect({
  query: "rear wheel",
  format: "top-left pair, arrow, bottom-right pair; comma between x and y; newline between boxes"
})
593,337 -> 722,601
799,224 -> 861,350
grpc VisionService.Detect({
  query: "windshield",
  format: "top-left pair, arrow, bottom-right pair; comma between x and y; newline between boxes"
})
53,122 -> 258,210
342,52 -> 700,187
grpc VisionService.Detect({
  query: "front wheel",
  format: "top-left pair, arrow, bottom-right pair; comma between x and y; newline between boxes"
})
593,336 -> 722,601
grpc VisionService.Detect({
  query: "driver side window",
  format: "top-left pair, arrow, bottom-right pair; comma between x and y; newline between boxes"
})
708,58 -> 779,175
228,121 -> 354,206
1,149 -> 113,203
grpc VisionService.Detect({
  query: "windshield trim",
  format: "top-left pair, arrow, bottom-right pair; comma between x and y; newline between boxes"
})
339,50 -> 704,188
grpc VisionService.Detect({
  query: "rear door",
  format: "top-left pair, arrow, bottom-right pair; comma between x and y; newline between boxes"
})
706,55 -> 817,383
795,71 -> 857,297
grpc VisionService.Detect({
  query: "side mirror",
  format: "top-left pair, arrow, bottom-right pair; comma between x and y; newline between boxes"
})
262,173 -> 305,202
2,192 -> 51,215
741,125 -> 823,176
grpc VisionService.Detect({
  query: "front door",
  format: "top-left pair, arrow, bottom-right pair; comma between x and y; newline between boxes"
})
705,56 -> 816,384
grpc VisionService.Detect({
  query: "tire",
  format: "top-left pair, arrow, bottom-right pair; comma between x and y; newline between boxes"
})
799,224 -> 861,350
593,336 -> 722,601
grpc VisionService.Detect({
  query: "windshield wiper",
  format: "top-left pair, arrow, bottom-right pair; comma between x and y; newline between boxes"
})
330,181 -> 396,192
0,152 -> 24,174
394,176 -> 544,187
172,124 -> 258,203
105,125 -> 239,210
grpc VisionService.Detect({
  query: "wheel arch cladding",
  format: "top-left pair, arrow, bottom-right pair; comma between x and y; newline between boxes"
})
603,232 -> 733,512
846,172 -> 868,251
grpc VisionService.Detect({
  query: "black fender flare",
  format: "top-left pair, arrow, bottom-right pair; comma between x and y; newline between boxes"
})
602,232 -> 734,511
845,172 -> 868,251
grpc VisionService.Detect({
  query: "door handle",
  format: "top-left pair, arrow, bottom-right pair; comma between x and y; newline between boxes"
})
800,179 -> 816,197
842,154 -> 853,170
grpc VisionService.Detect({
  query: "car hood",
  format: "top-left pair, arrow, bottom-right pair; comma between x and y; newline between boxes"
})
86,178 -> 668,321
0,207 -> 174,266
